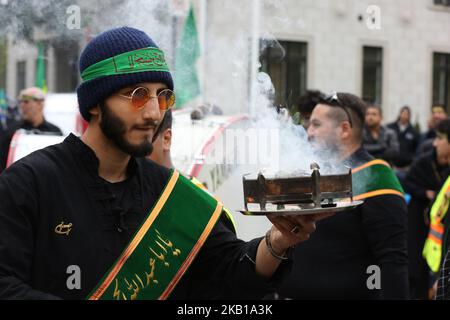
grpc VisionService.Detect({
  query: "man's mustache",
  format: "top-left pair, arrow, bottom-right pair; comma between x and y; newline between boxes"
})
132,120 -> 158,130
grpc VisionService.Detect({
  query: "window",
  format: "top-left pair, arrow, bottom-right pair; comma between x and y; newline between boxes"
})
259,40 -> 307,109
434,0 -> 450,6
433,52 -> 450,111
16,61 -> 26,97
362,46 -> 383,105
54,41 -> 79,92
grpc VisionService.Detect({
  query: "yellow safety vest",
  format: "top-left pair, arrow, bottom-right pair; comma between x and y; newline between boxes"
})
423,176 -> 450,273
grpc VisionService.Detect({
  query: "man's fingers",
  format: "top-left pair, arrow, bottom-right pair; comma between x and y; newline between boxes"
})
268,215 -> 317,236
285,215 -> 316,234
267,215 -> 296,234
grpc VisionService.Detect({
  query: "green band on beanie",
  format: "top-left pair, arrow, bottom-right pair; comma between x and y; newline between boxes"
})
81,47 -> 170,82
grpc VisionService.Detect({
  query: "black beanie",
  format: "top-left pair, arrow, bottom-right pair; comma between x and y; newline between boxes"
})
77,26 -> 174,121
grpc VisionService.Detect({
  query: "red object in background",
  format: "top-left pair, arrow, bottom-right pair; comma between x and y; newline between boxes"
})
5,130 -> 22,168
75,113 -> 88,135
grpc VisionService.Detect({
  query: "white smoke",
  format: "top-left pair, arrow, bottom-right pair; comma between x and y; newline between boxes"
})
242,71 -> 344,178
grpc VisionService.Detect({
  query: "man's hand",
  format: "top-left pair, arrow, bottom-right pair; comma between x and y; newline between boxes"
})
255,212 -> 334,278
267,212 -> 334,254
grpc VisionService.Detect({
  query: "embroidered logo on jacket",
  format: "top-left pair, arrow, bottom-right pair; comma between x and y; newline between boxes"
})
55,221 -> 73,235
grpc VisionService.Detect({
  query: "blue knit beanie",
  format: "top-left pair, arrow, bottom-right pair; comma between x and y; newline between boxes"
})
77,26 -> 174,121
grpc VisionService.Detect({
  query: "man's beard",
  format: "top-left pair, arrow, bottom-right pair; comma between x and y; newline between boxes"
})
99,102 -> 155,157
309,137 -> 340,159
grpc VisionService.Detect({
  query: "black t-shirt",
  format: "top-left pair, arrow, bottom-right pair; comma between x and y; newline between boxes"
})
21,119 -> 63,135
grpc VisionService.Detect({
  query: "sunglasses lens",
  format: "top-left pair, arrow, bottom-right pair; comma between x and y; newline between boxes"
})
158,90 -> 175,111
131,87 -> 150,108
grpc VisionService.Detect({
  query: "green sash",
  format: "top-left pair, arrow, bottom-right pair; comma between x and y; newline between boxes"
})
87,170 -> 223,300
351,159 -> 404,200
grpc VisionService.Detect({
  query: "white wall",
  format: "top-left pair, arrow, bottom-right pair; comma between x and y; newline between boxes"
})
202,0 -> 450,129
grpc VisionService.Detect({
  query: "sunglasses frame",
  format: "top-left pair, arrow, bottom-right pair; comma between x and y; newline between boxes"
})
18,95 -> 43,104
324,92 -> 353,128
116,86 -> 175,111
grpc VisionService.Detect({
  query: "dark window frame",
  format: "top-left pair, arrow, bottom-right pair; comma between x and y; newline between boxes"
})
259,40 -> 308,110
433,52 -> 450,111
362,46 -> 383,105
16,60 -> 26,97
434,0 -> 450,7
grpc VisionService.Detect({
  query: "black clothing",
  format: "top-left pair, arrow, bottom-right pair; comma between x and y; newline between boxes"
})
416,130 -> 437,157
278,148 -> 409,299
0,118 -> 18,172
416,139 -> 435,157
363,126 -> 399,164
0,118 -> 62,173
387,121 -> 419,168
0,134 -> 288,299
403,149 -> 447,299
20,119 -> 62,135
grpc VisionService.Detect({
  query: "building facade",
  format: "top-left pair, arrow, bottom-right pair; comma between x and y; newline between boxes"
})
3,0 -> 450,129
203,0 -> 450,128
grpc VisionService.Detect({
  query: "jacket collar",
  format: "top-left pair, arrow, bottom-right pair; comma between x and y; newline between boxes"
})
63,133 -> 143,212
343,147 -> 374,169
64,133 -> 138,178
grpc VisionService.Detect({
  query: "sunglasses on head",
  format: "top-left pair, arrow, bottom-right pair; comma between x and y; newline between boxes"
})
117,87 -> 175,111
323,92 -> 353,128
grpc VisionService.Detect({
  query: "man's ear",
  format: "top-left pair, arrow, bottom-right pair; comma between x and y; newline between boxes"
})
162,129 -> 172,152
89,104 -> 100,117
340,121 -> 352,140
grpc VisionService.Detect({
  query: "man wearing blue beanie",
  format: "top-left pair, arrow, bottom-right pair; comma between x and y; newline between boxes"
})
0,27 -> 328,300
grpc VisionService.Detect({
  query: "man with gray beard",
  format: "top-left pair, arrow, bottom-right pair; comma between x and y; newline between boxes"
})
278,92 -> 409,299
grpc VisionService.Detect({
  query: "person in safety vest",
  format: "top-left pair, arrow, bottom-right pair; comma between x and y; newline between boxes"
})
403,118 -> 450,299
423,119 -> 450,299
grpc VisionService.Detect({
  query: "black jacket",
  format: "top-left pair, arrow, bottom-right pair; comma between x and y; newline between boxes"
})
387,121 -> 419,168
278,148 -> 409,299
402,149 -> 447,298
0,118 -> 62,173
362,126 -> 399,164
0,134 -> 287,299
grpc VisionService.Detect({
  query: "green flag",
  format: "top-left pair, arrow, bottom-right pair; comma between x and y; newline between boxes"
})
0,89 -> 7,129
0,89 -> 6,109
175,3 -> 201,108
35,42 -> 47,92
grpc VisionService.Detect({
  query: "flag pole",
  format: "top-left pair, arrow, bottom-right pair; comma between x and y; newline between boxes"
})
249,0 -> 260,116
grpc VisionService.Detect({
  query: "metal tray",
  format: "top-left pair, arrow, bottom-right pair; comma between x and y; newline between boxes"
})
239,200 -> 363,216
